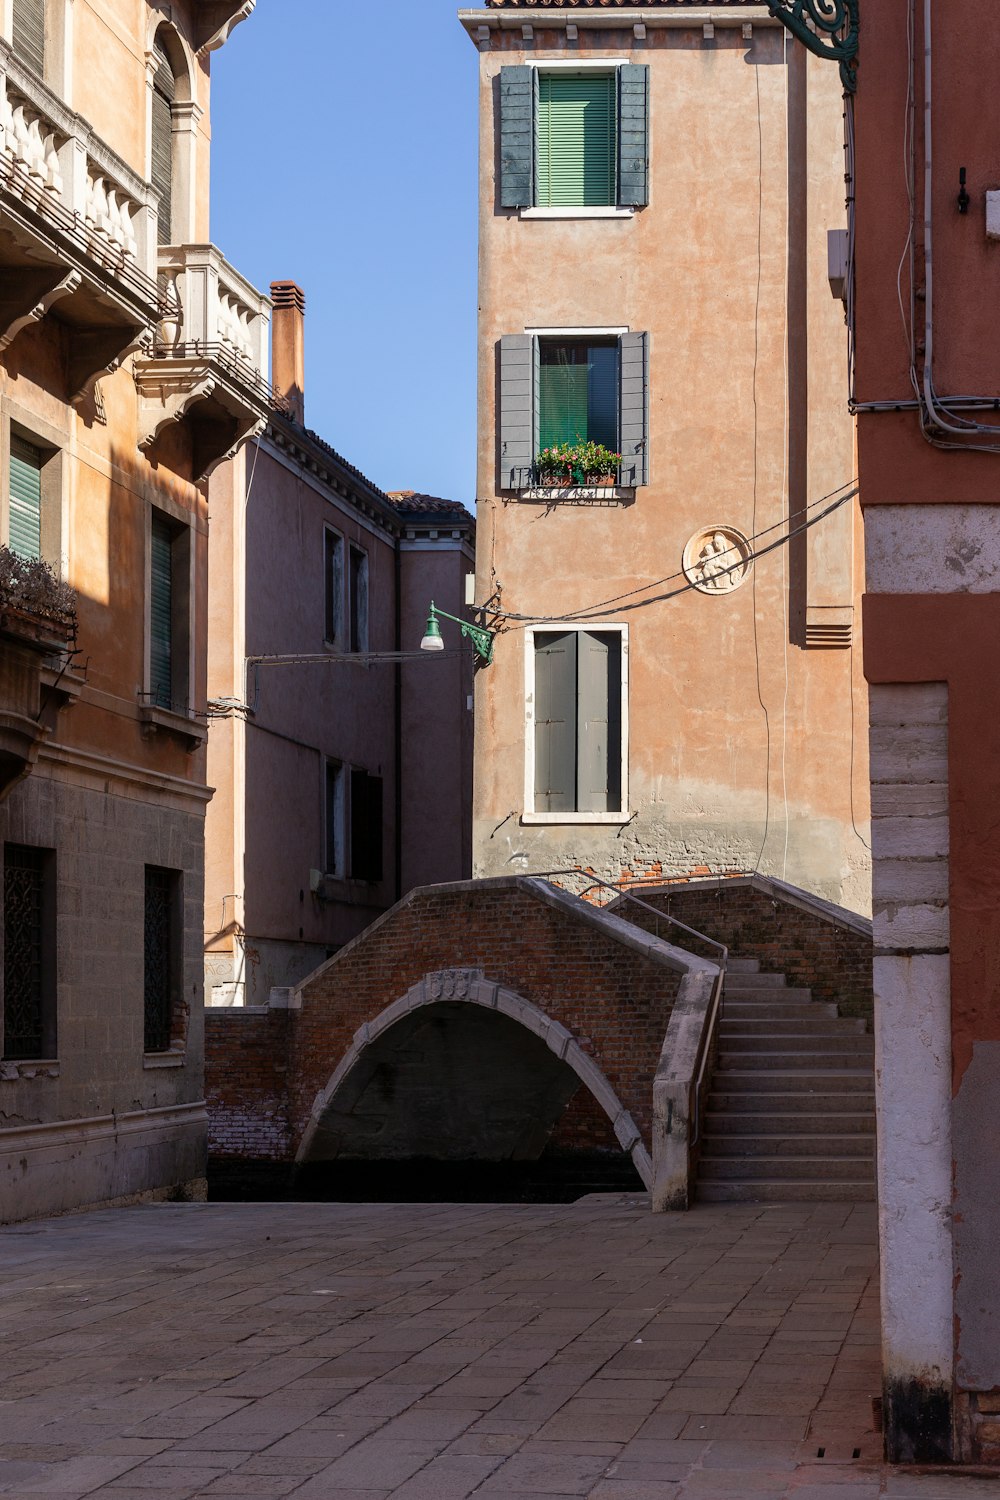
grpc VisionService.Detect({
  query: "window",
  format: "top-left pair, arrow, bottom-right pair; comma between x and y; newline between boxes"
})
528,627 -> 627,819
539,337 -> 619,452
11,0 -> 45,77
324,528 -> 344,646
144,866 -> 181,1053
148,511 -> 190,712
499,331 -> 649,489
324,759 -> 344,876
349,546 -> 368,653
8,436 -> 43,560
349,768 -> 383,882
151,30 -> 175,246
3,844 -> 56,1061
500,64 -> 649,212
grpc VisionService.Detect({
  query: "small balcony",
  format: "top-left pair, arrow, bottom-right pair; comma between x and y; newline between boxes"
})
0,41 -> 159,398
508,463 -> 637,506
134,244 -> 273,481
0,549 -> 76,799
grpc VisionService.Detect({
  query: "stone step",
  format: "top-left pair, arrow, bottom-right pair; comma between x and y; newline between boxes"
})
726,958 -> 761,973
719,1015 -> 864,1035
699,1154 -> 876,1182
723,1001 -> 839,1020
701,1132 -> 875,1159
717,1050 -> 873,1071
710,1069 -> 876,1094
723,972 -> 789,990
704,1109 -> 876,1134
698,1179 -> 876,1203
723,985 -> 814,1003
720,1034 -> 874,1055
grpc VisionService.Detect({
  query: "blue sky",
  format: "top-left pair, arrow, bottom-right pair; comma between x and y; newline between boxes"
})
210,0 -> 479,502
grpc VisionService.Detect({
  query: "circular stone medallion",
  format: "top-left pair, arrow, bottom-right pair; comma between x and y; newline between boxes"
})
682,526 -> 753,595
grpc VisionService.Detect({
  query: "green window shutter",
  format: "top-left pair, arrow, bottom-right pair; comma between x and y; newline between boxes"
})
150,514 -> 173,709
12,0 -> 45,77
151,37 -> 174,246
618,65 -> 649,207
534,632 -> 578,813
577,632 -> 622,813
499,334 -> 536,489
537,73 -> 615,208
499,65 -> 534,208
619,331 -> 649,486
9,436 -> 42,562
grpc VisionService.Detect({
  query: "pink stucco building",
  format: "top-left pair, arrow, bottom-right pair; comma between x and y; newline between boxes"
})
204,285 -> 475,1006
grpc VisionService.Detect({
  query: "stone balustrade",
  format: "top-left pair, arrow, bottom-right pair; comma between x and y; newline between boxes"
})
156,243 -> 270,380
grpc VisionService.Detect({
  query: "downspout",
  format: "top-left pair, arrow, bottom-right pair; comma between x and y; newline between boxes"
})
393,534 -> 403,902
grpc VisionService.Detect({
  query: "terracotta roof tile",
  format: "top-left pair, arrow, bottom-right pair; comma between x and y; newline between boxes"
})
387,491 -> 475,524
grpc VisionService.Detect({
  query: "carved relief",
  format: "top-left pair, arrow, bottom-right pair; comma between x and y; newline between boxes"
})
682,527 -> 753,595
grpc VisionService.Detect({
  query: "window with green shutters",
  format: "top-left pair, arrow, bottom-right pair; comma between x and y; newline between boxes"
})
151,32 -> 175,246
8,437 -> 43,562
539,338 -> 618,452
533,629 -> 624,815
537,73 -> 616,208
150,514 -> 174,709
12,0 -> 45,77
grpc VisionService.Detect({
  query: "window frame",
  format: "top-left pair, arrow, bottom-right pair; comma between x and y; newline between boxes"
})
2,842 -> 57,1063
348,544 -> 369,654
144,503 -> 193,715
1,409 -> 65,571
520,59 -> 638,220
323,757 -> 345,878
323,525 -> 345,648
143,864 -> 183,1057
523,622 -> 630,825
537,333 -> 621,455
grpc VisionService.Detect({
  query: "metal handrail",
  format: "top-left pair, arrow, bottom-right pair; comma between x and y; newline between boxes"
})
530,868 -> 728,1152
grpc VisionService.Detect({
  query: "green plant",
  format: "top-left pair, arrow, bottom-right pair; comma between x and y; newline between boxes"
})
536,440 -> 622,486
0,546 -> 76,629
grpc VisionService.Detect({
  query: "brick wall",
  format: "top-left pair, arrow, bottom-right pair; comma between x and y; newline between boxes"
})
617,877 -> 873,1022
205,878 -> 684,1164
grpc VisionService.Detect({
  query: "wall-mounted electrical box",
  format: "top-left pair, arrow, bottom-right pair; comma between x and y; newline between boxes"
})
828,229 -> 849,301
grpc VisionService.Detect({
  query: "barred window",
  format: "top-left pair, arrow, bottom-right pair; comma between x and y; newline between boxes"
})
144,866 -> 180,1053
3,844 -> 56,1061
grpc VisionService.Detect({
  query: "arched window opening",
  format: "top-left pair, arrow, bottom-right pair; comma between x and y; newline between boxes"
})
151,30 -> 175,246
12,0 -> 45,77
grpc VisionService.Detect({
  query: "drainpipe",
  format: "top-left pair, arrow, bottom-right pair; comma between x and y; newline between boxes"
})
393,535 -> 403,902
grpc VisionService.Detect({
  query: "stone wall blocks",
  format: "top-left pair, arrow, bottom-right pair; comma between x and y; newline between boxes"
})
545,1020 -> 574,1061
871,816 -> 950,861
613,1110 -> 641,1151
874,902 -> 950,952
873,859 -> 950,904
869,682 -> 948,728
870,725 -> 948,784
871,783 -> 950,819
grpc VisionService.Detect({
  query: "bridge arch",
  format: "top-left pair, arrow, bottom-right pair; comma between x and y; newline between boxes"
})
295,967 -> 653,1189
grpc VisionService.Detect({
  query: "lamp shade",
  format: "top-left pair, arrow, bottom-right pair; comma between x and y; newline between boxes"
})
420,608 -> 445,652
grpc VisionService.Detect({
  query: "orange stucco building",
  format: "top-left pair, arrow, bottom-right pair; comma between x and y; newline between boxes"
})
0,0 -> 269,1219
461,0 -> 870,912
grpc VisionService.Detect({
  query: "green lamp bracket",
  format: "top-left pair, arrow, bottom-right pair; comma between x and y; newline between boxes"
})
765,0 -> 859,92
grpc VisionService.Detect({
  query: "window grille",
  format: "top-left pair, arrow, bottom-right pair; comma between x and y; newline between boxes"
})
143,866 -> 176,1053
3,844 -> 55,1060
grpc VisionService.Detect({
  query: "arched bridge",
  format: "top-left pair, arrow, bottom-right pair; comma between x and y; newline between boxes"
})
206,877 -> 721,1209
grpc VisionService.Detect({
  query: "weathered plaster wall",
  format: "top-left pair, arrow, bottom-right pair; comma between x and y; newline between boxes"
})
470,20 -> 867,910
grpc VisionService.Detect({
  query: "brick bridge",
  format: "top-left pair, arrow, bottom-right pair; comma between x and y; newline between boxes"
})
205,877 -> 721,1196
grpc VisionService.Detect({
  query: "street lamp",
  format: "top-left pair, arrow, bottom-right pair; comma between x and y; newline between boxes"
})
420,601 -> 494,665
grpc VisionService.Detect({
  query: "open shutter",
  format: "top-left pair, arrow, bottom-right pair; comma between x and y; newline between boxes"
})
499,334 -> 536,490
150,514 -> 173,708
350,769 -> 383,882
12,0 -> 45,76
8,437 -> 42,561
578,632 -> 623,813
499,65 -> 534,209
151,38 -> 174,246
618,64 -> 649,208
619,330 -> 649,486
534,632 -> 577,813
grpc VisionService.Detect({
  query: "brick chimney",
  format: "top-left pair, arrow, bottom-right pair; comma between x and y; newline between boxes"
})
270,280 -> 306,425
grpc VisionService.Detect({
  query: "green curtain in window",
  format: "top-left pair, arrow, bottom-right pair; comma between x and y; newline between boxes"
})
9,437 -> 42,561
537,73 -> 616,208
539,341 -> 618,451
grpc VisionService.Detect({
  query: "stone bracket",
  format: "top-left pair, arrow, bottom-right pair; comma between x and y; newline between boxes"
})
69,324 -> 152,407
195,0 -> 255,53
0,269 -> 82,354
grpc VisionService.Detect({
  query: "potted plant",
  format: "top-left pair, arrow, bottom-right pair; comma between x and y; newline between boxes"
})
536,440 -> 622,487
0,546 -> 77,645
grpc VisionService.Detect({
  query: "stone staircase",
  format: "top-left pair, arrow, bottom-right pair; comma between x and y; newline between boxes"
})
698,957 -> 876,1203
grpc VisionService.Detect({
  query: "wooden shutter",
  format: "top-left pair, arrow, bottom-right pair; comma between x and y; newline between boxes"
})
537,73 -> 615,208
577,632 -> 622,813
350,769 -> 383,882
619,330 -> 649,486
324,530 -> 343,645
8,437 -> 42,561
325,761 -> 342,874
499,334 -> 536,489
618,65 -> 650,207
150,514 -> 173,708
151,37 -> 174,246
499,65 -> 534,208
12,0 -> 45,77
534,632 -> 578,813
349,547 -> 368,652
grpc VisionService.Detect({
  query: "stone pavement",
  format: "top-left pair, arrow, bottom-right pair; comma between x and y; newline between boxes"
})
0,1196 -> 997,1500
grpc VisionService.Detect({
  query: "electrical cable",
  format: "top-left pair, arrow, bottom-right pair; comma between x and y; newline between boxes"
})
750,59 -> 772,877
